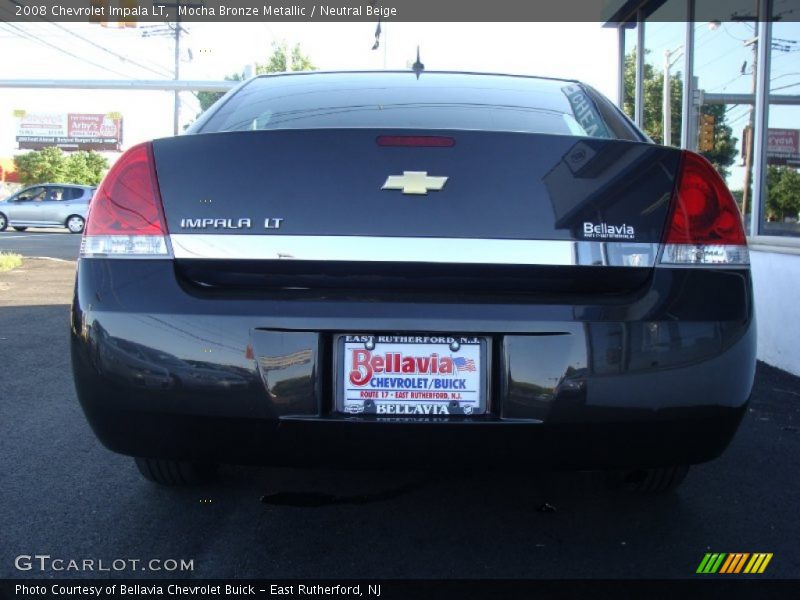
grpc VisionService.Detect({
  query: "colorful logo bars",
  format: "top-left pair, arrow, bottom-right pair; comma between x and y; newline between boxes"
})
696,553 -> 773,574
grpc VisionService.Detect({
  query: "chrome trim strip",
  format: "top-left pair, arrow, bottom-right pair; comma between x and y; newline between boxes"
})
170,235 -> 659,267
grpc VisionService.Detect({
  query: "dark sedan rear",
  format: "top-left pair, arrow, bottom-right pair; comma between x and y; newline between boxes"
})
70,71 -> 755,491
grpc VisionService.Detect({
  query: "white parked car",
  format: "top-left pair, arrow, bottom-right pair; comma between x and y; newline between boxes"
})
0,183 -> 94,233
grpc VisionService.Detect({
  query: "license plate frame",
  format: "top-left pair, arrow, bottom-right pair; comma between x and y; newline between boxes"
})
334,334 -> 489,416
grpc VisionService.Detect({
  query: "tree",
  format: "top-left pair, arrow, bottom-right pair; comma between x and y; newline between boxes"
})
196,41 -> 316,114
262,41 -> 316,73
623,49 -> 737,180
701,104 -> 738,182
63,151 -> 109,186
196,73 -> 242,115
765,165 -> 800,221
13,148 -> 108,186
14,147 -> 66,185
622,50 -> 682,146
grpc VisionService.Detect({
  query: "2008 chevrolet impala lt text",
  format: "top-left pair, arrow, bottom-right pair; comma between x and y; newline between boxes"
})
69,71 -> 755,492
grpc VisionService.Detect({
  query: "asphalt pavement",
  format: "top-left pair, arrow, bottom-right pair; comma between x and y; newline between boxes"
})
0,258 -> 799,580
0,228 -> 82,260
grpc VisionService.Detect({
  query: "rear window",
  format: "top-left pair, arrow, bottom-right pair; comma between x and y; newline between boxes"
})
65,187 -> 85,200
199,72 -> 619,140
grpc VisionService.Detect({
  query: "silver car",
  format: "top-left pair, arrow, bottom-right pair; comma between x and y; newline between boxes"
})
0,183 -> 94,234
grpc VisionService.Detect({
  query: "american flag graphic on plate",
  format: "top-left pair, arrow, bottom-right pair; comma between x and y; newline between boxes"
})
454,357 -> 476,372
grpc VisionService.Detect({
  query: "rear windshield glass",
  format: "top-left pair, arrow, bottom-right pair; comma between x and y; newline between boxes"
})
199,73 -> 617,139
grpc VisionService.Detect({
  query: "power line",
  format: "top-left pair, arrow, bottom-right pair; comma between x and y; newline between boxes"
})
770,71 -> 800,82
727,111 -> 752,127
721,23 -> 750,43
771,81 -> 800,92
710,73 -> 745,91
47,22 -> 173,78
0,21 -> 137,79
2,0 -> 173,78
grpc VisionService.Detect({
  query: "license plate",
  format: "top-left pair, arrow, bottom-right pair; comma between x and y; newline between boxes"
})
336,335 -> 487,416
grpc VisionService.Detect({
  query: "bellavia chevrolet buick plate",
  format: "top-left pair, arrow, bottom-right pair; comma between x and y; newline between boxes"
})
338,335 -> 486,416
70,71 -> 756,491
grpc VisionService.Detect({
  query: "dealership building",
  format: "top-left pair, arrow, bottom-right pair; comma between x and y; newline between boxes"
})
605,0 -> 800,375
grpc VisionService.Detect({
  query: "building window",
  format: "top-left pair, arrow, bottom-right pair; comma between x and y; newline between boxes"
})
620,22 -> 639,121
641,1 -> 687,146
693,1 -> 764,234
761,14 -> 800,238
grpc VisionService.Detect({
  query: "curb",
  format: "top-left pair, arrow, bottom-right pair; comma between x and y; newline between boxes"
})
28,256 -> 76,264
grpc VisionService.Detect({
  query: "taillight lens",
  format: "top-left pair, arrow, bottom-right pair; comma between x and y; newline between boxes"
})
81,142 -> 171,258
660,151 -> 748,266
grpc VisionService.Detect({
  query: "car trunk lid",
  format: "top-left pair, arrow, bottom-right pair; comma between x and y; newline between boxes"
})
152,129 -> 681,292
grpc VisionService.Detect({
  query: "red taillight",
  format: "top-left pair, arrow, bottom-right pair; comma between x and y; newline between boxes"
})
376,135 -> 455,147
81,142 -> 170,257
664,151 -> 746,246
659,151 -> 748,266
85,142 -> 167,236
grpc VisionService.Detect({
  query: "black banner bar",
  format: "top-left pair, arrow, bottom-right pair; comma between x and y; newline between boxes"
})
3,579 -> 800,600
0,0 -> 797,23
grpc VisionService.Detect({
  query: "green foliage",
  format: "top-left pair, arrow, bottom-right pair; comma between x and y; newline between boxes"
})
701,104 -> 738,181
13,148 -> 108,186
765,165 -> 800,221
14,147 -> 65,185
261,41 -> 316,73
0,252 -> 23,273
623,49 -> 737,180
196,73 -> 243,114
196,41 -> 316,114
623,50 -> 682,146
63,151 -> 109,186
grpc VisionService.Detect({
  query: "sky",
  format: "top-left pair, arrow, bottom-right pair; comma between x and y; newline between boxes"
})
0,22 -> 620,153
0,19 -> 798,191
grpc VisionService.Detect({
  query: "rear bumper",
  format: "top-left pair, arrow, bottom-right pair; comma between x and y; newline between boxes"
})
70,259 -> 756,470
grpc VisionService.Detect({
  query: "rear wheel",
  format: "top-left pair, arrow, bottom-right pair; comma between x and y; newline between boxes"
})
66,215 -> 85,234
608,465 -> 689,494
12,226 -> 27,232
134,457 -> 218,486
0,213 -> 7,231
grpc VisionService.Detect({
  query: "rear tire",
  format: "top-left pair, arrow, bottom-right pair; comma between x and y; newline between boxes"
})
607,465 -> 689,494
12,226 -> 27,232
134,457 -> 218,486
0,213 -> 7,231
66,215 -> 85,234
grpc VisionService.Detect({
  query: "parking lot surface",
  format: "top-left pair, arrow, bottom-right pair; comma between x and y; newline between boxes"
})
1,259 -> 798,579
0,229 -> 82,261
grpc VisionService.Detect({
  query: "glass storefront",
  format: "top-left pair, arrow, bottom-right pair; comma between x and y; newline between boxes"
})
763,13 -> 800,237
609,0 -> 800,241
693,10 -> 761,233
622,23 -> 637,116
642,1 -> 687,146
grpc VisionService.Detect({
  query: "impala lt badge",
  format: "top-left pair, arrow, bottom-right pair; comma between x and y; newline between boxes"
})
382,171 -> 448,195
179,218 -> 283,230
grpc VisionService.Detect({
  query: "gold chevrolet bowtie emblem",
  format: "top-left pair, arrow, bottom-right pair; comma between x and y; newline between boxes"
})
381,171 -> 448,195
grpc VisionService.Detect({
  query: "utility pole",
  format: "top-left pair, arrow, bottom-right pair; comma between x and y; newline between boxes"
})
173,11 -> 181,135
153,1 -> 203,135
741,28 -> 758,225
663,46 -> 683,146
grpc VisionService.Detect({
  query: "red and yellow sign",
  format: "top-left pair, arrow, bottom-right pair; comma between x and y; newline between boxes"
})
14,111 -> 123,152
0,157 -> 19,183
